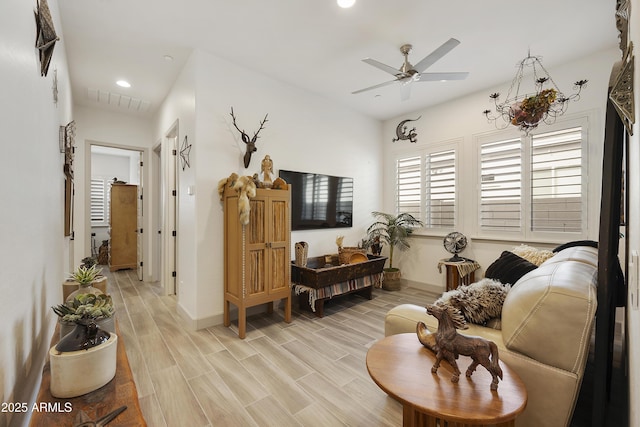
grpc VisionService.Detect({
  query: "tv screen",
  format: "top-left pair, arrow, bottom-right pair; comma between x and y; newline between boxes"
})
279,170 -> 353,230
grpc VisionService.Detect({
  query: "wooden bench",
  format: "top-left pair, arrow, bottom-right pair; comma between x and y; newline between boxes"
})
29,321 -> 146,427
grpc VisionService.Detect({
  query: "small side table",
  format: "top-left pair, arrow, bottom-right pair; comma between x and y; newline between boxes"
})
367,333 -> 527,427
438,258 -> 480,291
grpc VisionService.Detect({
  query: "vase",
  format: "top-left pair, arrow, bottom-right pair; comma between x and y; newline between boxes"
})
65,276 -> 106,304
295,241 -> 309,267
50,323 -> 117,398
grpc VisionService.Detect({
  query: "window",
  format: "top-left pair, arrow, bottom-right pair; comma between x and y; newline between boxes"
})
530,127 -> 583,232
479,124 -> 585,237
480,137 -> 522,231
91,177 -> 111,226
395,146 -> 457,229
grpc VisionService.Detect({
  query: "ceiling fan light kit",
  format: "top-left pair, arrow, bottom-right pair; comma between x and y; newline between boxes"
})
482,52 -> 587,134
352,38 -> 469,101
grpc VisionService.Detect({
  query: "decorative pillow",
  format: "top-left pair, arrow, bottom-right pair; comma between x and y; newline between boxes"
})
553,240 -> 598,253
435,278 -> 511,325
511,244 -> 555,266
484,251 -> 538,286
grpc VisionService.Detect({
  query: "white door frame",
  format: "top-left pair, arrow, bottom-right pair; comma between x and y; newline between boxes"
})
160,121 -> 179,296
86,142 -> 147,279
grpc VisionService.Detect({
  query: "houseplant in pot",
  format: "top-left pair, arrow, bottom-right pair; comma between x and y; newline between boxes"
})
366,211 -> 423,290
53,293 -> 115,339
65,264 -> 106,303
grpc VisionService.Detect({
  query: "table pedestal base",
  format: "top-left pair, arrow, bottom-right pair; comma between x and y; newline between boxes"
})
403,403 -> 515,427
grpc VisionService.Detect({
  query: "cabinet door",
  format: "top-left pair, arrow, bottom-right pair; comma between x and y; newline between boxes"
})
110,185 -> 138,271
245,197 -> 267,297
268,196 -> 290,294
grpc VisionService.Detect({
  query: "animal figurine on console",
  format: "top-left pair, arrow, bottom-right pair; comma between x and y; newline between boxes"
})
422,303 -> 503,390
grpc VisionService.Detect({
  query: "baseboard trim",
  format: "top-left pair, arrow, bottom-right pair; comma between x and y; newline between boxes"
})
401,278 -> 442,295
175,303 -> 277,331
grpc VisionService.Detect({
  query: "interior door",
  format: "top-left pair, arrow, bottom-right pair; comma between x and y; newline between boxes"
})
137,162 -> 143,281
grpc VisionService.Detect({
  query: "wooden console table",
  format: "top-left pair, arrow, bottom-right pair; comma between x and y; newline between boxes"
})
367,333 -> 527,426
29,322 -> 146,427
292,254 -> 386,317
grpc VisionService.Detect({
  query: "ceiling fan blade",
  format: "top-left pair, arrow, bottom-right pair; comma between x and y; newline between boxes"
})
362,58 -> 402,77
413,38 -> 461,73
352,79 -> 398,94
416,72 -> 469,82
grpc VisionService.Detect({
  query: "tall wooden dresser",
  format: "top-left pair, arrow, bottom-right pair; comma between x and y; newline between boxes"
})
109,184 -> 138,272
223,184 -> 292,338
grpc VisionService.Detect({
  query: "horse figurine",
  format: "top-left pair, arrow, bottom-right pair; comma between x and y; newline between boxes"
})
422,304 -> 503,390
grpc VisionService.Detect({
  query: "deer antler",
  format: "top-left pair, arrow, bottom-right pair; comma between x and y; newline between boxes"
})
230,107 -> 269,169
230,107 -> 251,144
251,114 -> 269,143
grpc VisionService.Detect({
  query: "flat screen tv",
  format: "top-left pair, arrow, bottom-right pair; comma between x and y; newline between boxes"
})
278,169 -> 353,230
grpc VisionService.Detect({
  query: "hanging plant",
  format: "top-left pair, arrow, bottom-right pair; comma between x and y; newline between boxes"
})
510,88 -> 557,127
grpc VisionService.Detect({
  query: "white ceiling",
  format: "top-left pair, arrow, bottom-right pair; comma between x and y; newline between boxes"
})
57,0 -> 620,121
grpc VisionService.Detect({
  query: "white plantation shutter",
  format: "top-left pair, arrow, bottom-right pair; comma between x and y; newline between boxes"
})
480,137 -> 522,231
530,127 -> 583,232
426,149 -> 455,228
395,149 -> 457,229
91,178 -> 111,226
396,156 -> 422,219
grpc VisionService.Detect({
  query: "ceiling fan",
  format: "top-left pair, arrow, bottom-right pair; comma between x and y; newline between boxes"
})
352,38 -> 469,101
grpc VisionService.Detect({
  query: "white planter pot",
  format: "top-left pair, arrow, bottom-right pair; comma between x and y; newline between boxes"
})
49,332 -> 117,398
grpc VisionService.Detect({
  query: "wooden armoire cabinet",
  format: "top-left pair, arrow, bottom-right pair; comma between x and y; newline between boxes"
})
109,184 -> 138,272
223,184 -> 292,338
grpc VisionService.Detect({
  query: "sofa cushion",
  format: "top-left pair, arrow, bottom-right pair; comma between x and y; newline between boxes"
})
501,250 -> 597,372
511,244 -> 555,266
552,239 -> 598,252
484,251 -> 538,286
435,278 -> 510,325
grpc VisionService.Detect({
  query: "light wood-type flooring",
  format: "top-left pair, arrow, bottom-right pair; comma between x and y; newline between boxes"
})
106,269 -> 626,427
106,269 -> 438,427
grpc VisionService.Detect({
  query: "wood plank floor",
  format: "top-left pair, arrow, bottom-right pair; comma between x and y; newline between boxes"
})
105,269 -> 626,427
105,269 -> 439,427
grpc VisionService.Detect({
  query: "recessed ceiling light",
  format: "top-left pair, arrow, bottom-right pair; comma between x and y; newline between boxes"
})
163,55 -> 174,62
337,0 -> 355,8
116,80 -> 131,88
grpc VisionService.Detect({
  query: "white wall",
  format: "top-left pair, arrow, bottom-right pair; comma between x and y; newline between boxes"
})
154,49 -> 382,328
90,151 -> 137,244
381,48 -> 619,290
73,105 -> 154,278
626,2 -> 640,426
0,1 -> 72,426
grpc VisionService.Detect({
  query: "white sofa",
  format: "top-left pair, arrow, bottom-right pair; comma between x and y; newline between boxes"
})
384,245 -> 598,427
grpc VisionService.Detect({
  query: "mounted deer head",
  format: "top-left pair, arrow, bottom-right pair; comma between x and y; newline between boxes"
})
230,107 -> 269,168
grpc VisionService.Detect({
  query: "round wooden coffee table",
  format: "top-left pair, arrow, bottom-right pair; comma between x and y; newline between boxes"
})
367,333 -> 527,427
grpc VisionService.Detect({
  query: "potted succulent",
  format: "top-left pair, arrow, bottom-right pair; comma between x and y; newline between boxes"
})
366,211 -> 423,290
53,293 -> 116,338
65,264 -> 106,302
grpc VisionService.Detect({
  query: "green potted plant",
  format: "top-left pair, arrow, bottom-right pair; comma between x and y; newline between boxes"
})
366,211 -> 423,290
65,264 -> 106,302
52,293 -> 116,338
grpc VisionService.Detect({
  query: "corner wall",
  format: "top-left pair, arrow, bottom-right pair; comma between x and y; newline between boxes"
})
154,49 -> 383,327
0,1 -> 73,426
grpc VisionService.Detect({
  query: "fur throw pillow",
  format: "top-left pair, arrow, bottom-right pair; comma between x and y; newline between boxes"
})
435,278 -> 511,325
511,244 -> 555,266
